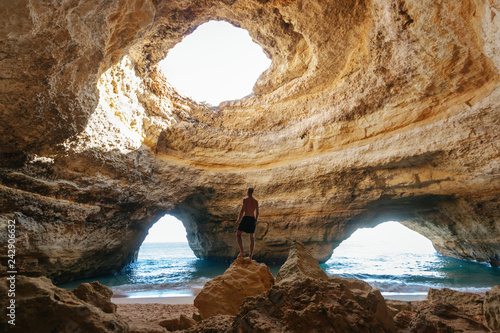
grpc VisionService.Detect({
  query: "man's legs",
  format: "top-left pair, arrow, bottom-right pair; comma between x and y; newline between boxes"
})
236,230 -> 245,257
248,233 -> 255,260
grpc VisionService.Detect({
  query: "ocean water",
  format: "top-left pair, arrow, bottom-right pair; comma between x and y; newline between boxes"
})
59,223 -> 500,299
322,223 -> 500,298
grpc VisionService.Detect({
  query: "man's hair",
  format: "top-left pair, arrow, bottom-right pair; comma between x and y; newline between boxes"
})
247,187 -> 254,195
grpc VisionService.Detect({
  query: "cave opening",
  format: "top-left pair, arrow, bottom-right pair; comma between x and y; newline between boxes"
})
143,214 -> 189,244
101,214 -> 233,299
323,221 -> 500,299
159,20 -> 271,106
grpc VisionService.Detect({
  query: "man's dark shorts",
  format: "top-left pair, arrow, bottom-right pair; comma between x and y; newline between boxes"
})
238,216 -> 256,234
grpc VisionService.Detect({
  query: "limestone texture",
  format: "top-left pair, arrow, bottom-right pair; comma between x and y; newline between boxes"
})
185,315 -> 235,333
0,0 -> 499,283
194,257 -> 275,319
484,285 -> 500,331
159,314 -> 197,331
391,286 -> 500,332
230,277 -> 396,333
402,302 -> 490,332
0,275 -> 128,333
275,239 -> 329,285
73,281 -> 117,314
427,287 -> 485,322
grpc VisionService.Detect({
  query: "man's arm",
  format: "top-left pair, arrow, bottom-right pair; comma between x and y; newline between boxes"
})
255,201 -> 259,221
236,199 -> 246,223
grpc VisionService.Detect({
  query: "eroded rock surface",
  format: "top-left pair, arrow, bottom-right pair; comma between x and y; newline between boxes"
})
194,257 -> 275,319
275,239 -> 328,285
391,287 -> 500,332
403,302 -> 490,332
484,285 -> 500,331
185,315 -> 235,333
73,281 -> 117,314
230,277 -> 396,333
0,0 -> 499,282
0,276 -> 128,333
427,287 -> 485,322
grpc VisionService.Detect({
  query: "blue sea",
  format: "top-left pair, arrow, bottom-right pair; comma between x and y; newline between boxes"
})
59,223 -> 500,299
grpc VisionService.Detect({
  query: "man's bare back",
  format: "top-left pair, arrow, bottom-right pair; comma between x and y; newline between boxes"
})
242,196 -> 259,218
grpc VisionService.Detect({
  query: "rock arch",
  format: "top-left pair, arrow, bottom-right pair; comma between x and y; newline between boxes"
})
0,0 -> 499,283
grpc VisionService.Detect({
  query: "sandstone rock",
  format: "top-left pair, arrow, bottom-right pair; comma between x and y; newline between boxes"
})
329,275 -> 374,294
330,275 -> 396,331
385,299 -> 414,318
159,314 -> 196,331
484,285 -> 500,331
194,257 -> 275,319
275,239 -> 328,285
427,287 -> 485,321
73,281 -> 117,313
405,302 -> 490,332
393,310 -> 416,331
0,275 -> 128,333
0,0 -> 500,284
230,277 -> 396,333
184,315 -> 235,333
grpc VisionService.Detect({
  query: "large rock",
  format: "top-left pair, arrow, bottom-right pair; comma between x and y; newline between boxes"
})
230,277 -> 396,333
184,315 -> 235,333
159,314 -> 196,331
275,239 -> 328,285
72,281 -> 117,314
0,275 -> 128,333
427,287 -> 484,322
404,302 -> 490,332
0,0 -> 500,284
392,287 -> 497,332
194,257 -> 275,319
484,285 -> 500,331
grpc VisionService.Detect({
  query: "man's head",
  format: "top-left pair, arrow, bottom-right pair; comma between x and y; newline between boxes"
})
247,187 -> 254,196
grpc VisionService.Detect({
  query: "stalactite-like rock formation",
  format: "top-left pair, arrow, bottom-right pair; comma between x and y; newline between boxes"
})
0,0 -> 499,283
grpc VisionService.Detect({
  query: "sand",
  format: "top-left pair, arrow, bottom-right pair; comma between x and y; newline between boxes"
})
115,297 -> 198,332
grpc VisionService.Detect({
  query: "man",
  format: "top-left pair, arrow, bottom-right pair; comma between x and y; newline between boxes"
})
235,187 -> 259,260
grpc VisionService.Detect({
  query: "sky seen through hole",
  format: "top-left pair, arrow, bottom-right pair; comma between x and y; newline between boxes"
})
159,21 -> 272,105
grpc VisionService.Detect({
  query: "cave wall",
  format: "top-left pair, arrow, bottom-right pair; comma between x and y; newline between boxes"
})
0,0 -> 499,283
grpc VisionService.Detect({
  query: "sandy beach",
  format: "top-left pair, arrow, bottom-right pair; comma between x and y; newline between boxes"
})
115,297 -> 198,332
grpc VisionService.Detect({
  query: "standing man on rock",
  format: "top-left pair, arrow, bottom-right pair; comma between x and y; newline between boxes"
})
236,187 -> 259,260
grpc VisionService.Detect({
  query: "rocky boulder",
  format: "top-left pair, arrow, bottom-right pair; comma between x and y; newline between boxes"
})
230,277 -> 396,333
484,285 -> 500,331
73,281 -> 117,314
275,239 -> 328,285
392,287 -> 499,332
0,275 -> 128,333
159,314 -> 197,331
427,287 -> 484,322
404,302 -> 490,332
184,315 -> 235,333
194,257 -> 275,319
329,275 -> 374,294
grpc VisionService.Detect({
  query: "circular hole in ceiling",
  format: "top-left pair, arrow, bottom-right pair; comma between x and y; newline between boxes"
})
159,20 -> 271,106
